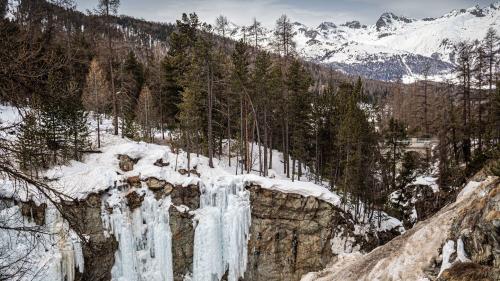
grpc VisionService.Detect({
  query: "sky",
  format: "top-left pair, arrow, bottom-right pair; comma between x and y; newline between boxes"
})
74,0 -> 496,27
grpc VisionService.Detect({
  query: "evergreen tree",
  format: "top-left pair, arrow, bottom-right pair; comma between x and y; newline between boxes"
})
287,59 -> 312,181
231,39 -> 250,173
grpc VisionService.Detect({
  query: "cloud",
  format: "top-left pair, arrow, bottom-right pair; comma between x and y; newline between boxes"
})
74,0 -> 493,27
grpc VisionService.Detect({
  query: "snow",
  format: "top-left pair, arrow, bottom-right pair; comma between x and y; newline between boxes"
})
225,2 -> 500,81
456,238 -> 470,263
457,180 -> 482,200
0,105 -> 404,280
0,203 -> 84,281
412,176 -> 439,193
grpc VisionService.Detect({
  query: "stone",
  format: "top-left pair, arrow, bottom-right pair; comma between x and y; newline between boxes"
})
169,206 -> 195,281
146,177 -> 167,191
62,194 -> 118,281
448,179 -> 500,271
118,154 -> 138,172
170,184 -> 200,210
154,158 -> 170,167
189,169 -> 200,177
126,191 -> 144,210
20,200 -> 46,225
126,176 -> 141,188
438,262 -> 499,281
178,169 -> 188,175
244,185 -> 348,281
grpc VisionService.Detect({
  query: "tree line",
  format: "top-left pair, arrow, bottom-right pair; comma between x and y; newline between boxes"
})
1,0 -> 499,223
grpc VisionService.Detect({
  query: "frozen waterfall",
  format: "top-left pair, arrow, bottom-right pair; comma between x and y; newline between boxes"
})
103,190 -> 174,281
192,178 -> 251,281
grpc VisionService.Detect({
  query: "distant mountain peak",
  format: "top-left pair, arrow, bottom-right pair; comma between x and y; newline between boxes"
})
376,12 -> 414,30
317,21 -> 337,31
340,20 -> 365,29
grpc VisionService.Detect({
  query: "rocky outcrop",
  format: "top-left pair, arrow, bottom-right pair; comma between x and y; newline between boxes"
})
438,262 -> 499,281
126,176 -> 141,187
442,178 -> 500,280
125,191 -> 144,210
20,200 -> 46,225
169,184 -> 199,281
63,193 -> 118,281
302,176 -> 499,281
244,185 -> 388,281
170,206 -> 195,281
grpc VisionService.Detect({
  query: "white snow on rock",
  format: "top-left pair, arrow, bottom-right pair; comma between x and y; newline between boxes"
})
0,105 -> 404,280
0,203 -> 84,281
301,176 -> 497,281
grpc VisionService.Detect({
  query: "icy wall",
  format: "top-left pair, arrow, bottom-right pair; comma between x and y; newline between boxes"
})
100,177 -> 251,281
192,178 -> 251,281
102,189 -> 174,281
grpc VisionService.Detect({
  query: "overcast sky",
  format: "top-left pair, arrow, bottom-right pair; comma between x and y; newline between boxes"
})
74,0 -> 495,27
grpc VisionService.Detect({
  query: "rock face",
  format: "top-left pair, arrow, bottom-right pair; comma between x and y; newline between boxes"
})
169,184 -> 199,281
443,178 -> 500,280
53,180 -> 397,281
243,185 -> 384,281
20,200 -> 46,225
63,193 -> 118,281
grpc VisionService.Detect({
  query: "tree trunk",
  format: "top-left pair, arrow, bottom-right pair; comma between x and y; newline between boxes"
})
207,65 -> 214,168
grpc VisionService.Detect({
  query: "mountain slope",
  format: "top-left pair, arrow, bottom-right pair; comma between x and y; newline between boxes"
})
293,2 -> 500,81
302,174 -> 500,281
227,2 -> 499,81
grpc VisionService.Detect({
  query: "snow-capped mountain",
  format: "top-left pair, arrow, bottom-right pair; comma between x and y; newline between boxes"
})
230,2 -> 500,81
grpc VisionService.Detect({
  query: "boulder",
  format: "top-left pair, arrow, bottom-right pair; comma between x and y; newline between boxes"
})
118,155 -> 138,172
154,158 -> 170,167
126,176 -> 141,188
126,191 -> 144,210
146,177 -> 167,191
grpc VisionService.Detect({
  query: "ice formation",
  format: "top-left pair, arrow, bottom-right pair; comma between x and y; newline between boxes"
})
192,177 -> 251,281
102,189 -> 174,281
0,201 -> 84,281
439,240 -> 456,276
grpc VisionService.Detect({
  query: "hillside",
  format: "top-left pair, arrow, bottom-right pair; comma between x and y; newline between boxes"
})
302,172 -> 499,281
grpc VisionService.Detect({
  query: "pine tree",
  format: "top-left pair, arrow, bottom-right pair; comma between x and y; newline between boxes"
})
159,55 -> 182,130
15,112 -> 47,176
231,39 -> 250,173
382,118 -> 409,193
287,59 -> 311,181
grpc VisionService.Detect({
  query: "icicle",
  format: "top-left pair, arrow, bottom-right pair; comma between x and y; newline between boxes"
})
456,238 -> 470,262
438,240 -> 455,276
104,190 -> 174,281
192,178 -> 251,281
